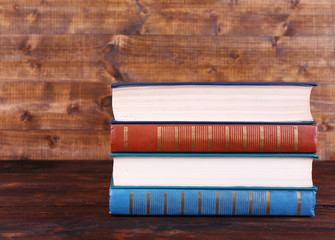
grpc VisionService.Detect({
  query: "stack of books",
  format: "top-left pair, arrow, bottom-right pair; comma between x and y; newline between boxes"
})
109,82 -> 318,216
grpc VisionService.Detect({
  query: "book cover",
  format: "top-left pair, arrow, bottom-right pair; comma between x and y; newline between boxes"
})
110,153 -> 319,158
109,186 -> 317,216
110,82 -> 318,88
111,123 -> 318,153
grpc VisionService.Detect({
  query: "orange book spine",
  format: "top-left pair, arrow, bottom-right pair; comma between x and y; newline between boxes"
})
111,124 -> 317,153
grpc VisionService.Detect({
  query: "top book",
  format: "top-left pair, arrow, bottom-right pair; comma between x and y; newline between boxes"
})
111,82 -> 318,122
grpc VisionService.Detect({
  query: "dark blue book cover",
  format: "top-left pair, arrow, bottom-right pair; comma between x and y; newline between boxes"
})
111,82 -> 318,88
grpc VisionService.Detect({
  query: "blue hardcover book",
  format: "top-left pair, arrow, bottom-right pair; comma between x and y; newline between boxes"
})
109,186 -> 317,216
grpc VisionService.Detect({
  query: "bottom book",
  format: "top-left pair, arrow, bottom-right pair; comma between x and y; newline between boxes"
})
109,186 -> 317,216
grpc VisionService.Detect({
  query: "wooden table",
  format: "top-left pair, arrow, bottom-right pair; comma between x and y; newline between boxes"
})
1,160 -> 334,239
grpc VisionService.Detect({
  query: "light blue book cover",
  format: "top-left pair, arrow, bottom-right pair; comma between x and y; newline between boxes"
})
109,185 -> 316,216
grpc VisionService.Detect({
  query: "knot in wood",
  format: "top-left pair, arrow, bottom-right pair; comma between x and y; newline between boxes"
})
21,111 -> 32,122
46,136 -> 60,147
67,104 -> 80,115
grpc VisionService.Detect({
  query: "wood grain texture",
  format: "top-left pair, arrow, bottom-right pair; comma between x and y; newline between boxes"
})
0,0 -> 334,160
0,160 -> 334,239
1,34 -> 335,83
0,82 -> 113,130
0,130 -> 110,160
0,34 -> 112,82
1,0 -> 335,36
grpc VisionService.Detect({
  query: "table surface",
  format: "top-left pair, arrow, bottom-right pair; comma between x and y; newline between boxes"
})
1,160 -> 334,240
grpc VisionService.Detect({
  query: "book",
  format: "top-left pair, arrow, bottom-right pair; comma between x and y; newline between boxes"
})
111,122 -> 318,153
111,153 -> 318,188
111,82 -> 318,122
109,186 -> 317,216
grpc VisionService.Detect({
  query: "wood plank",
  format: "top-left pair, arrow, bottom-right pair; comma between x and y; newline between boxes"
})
0,208 -> 333,240
312,85 -> 335,134
94,62 -> 335,83
0,130 -> 110,160
0,35 -> 334,83
0,34 -> 111,82
102,35 -> 335,66
0,82 -> 113,130
0,0 -> 335,36
0,160 -> 112,173
0,173 -> 110,187
314,161 -> 335,206
2,61 -> 335,83
0,160 -> 333,240
317,132 -> 335,161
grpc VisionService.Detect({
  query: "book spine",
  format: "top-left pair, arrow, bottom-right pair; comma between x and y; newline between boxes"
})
111,124 -> 317,153
109,188 -> 316,216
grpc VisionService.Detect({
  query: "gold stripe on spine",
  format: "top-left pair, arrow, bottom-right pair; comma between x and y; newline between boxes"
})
175,126 -> 178,151
249,192 -> 253,214
191,126 -> 195,151
297,191 -> 301,215
294,126 -> 298,151
225,126 -> 229,151
129,192 -> 133,215
157,127 -> 162,151
147,192 -> 150,215
181,192 -> 184,215
277,126 -> 281,151
266,191 -> 270,215
208,126 -> 212,151
123,126 -> 128,151
164,192 -> 167,215
198,192 -> 202,214
243,126 -> 247,150
215,191 -> 219,214
260,126 -> 264,151
232,192 -> 236,214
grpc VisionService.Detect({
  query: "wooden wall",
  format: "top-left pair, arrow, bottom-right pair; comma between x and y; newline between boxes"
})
0,0 -> 334,160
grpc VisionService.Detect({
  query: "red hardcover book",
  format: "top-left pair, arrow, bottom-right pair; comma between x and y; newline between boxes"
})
111,123 -> 318,153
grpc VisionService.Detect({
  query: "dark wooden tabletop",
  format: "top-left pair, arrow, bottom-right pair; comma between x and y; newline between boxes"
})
1,160 -> 334,240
